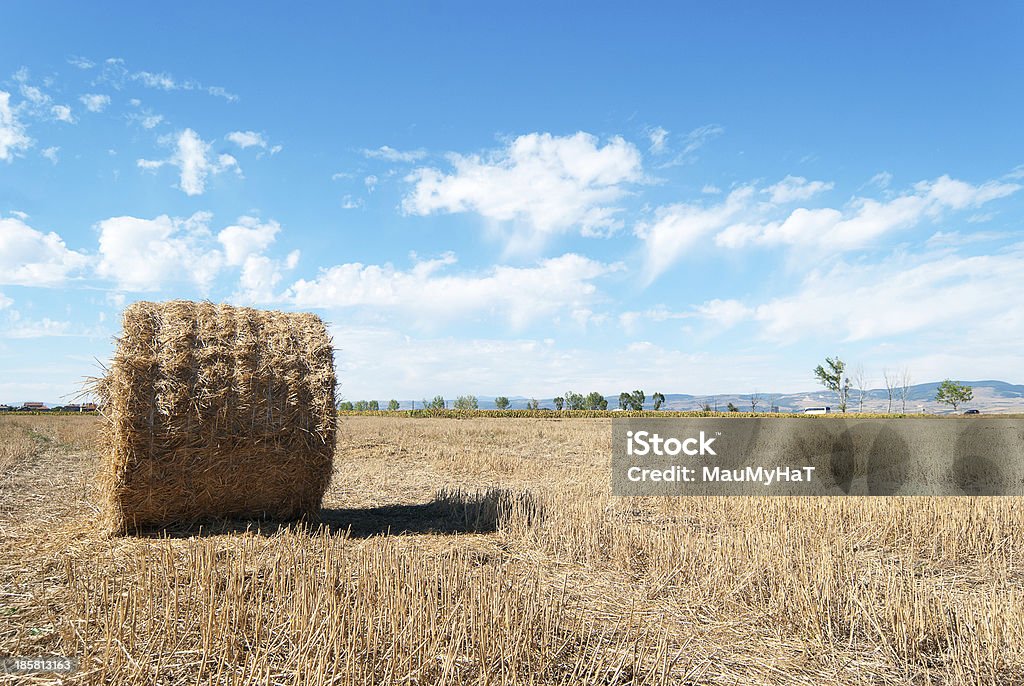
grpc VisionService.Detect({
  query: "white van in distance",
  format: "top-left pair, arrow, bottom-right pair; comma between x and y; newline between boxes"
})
803,407 -> 831,415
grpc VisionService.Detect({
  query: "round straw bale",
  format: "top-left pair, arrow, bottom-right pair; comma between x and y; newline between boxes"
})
98,300 -> 335,533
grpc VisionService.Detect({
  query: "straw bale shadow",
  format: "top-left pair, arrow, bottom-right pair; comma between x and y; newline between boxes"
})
129,487 -> 542,539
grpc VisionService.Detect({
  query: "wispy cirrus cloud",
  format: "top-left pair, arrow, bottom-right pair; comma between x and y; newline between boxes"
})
658,124 -> 724,167
132,70 -> 238,101
362,145 -> 426,163
137,128 -> 240,195
226,130 -> 282,155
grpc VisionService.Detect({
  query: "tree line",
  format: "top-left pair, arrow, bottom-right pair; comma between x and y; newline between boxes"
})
338,390 -> 670,412
814,356 -> 973,412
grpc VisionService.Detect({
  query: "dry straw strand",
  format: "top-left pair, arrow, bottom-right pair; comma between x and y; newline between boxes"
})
98,300 -> 335,533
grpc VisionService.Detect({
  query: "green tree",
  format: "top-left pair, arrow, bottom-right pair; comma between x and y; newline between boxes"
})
454,395 -> 478,410
387,399 -> 400,411
631,390 -> 646,411
727,402 -> 739,412
814,356 -> 850,412
652,392 -> 665,410
553,396 -> 564,411
368,400 -> 379,411
495,396 -> 510,410
618,392 -> 631,410
354,400 -> 369,412
584,391 -> 605,410
424,395 -> 446,410
935,379 -> 973,412
338,401 -> 354,411
564,391 -> 586,410
526,398 -> 539,410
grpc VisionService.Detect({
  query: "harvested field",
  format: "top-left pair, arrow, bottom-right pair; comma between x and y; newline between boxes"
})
1,414 -> 1022,685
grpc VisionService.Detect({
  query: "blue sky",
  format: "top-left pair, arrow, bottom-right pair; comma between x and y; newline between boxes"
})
1,2 -> 1022,404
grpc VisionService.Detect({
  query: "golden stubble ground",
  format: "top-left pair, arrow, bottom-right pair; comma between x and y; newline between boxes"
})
0,414 -> 1021,685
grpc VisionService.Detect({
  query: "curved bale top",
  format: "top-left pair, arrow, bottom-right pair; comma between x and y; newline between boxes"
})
99,300 -> 336,534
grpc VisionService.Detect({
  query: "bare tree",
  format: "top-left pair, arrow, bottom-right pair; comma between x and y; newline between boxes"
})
899,367 -> 913,414
749,390 -> 761,413
853,364 -> 867,413
883,368 -> 897,414
767,393 -> 778,413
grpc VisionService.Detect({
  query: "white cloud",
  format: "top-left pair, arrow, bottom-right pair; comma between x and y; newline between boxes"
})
51,105 -> 75,123
618,306 -> 692,335
226,130 -> 281,154
79,93 -> 110,112
95,212 -> 224,290
68,56 -> 95,70
341,195 -> 363,209
402,132 -> 643,251
226,130 -> 263,147
364,174 -> 378,191
137,129 -> 240,195
763,175 -> 834,203
41,146 -> 59,164
0,291 -> 12,309
618,300 -> 751,335
648,126 -> 668,153
634,185 -> 754,281
741,175 -> 1019,251
288,252 -> 621,328
131,111 -> 163,129
134,71 -> 177,90
0,91 -> 32,160
0,217 -> 89,286
362,145 -> 426,162
751,248 -> 1024,344
16,76 -> 46,106
636,174 -> 1022,281
235,253 -> 300,303
696,298 -> 754,328
217,217 -> 280,266
96,213 -> 294,296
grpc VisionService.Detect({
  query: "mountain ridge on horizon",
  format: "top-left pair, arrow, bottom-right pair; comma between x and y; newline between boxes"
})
9,380 -> 1023,413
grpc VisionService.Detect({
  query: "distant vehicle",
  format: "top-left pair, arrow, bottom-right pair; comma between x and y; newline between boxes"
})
963,409 -> 980,415
803,407 -> 831,415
